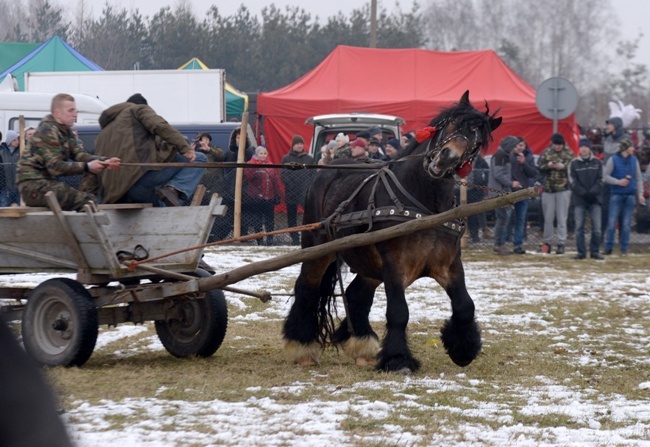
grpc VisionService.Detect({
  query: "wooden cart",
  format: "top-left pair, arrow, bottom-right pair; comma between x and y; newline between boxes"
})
0,192 -> 228,367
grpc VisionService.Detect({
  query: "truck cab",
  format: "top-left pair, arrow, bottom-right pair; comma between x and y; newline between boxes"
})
306,113 -> 405,162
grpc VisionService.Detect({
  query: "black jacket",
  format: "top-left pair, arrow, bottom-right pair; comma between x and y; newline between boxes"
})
281,149 -> 315,205
569,154 -> 603,206
510,147 -> 538,190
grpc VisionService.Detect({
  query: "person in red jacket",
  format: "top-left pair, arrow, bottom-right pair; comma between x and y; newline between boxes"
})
244,146 -> 282,245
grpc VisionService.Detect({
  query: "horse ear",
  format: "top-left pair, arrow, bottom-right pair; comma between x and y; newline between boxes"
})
459,90 -> 470,104
489,117 -> 502,131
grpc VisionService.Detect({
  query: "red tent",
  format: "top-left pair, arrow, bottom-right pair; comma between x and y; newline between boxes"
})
257,45 -> 578,162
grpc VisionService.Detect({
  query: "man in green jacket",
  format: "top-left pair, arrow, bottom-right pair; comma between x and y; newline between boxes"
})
81,94 -> 207,206
18,93 -> 120,211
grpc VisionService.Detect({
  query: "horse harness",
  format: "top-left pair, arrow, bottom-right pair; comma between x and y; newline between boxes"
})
321,165 -> 466,242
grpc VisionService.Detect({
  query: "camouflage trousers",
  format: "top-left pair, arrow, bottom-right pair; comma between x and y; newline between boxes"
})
19,179 -> 97,212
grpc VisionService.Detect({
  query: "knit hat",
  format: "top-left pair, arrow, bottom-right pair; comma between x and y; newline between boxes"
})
386,138 -> 401,151
127,93 -> 148,105
350,139 -> 367,149
367,126 -> 382,138
550,133 -> 565,145
369,137 -> 381,146
578,138 -> 592,149
291,135 -> 304,147
356,130 -> 371,140
335,132 -> 349,145
618,139 -> 633,152
500,135 -> 519,153
5,130 -> 19,145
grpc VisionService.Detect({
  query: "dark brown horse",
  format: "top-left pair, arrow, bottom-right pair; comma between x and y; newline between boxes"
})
282,91 -> 502,373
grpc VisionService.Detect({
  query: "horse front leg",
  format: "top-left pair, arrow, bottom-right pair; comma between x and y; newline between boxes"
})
376,278 -> 421,373
283,256 -> 335,366
440,266 -> 482,367
331,274 -> 381,367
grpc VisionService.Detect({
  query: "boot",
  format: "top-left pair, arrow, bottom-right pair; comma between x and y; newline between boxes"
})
156,185 -> 181,206
556,244 -> 565,255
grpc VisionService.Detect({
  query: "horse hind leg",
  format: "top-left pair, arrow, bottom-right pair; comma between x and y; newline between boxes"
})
330,274 -> 381,367
440,279 -> 482,367
283,257 -> 336,366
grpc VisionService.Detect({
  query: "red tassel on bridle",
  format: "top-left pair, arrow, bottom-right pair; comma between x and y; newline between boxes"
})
455,158 -> 474,178
415,126 -> 437,143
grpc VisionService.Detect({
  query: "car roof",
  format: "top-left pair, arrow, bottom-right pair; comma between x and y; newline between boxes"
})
305,113 -> 405,127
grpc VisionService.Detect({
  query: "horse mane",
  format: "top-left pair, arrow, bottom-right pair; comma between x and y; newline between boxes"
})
400,99 -> 498,158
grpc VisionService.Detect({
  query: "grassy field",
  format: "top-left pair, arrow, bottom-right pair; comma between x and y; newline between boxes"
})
24,248 -> 650,445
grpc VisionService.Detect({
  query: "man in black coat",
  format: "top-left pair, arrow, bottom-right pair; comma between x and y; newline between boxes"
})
281,135 -> 315,244
568,139 -> 604,259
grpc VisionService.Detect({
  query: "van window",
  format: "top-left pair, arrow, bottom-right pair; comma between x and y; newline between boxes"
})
9,117 -> 43,132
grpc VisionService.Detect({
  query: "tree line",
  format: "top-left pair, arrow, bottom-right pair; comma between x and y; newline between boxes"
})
1,0 -> 647,128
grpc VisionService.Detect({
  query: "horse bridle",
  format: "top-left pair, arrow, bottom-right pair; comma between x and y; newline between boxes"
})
422,118 -> 483,175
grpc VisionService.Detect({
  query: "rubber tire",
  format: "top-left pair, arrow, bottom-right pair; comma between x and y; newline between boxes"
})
22,278 -> 98,367
155,269 -> 228,358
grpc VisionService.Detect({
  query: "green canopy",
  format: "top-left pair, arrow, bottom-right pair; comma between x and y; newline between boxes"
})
179,57 -> 248,116
0,42 -> 40,73
0,36 -> 102,90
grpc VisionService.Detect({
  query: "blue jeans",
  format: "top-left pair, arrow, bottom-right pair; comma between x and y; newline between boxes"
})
124,152 -> 207,206
494,205 -> 513,247
574,203 -> 602,257
605,194 -> 636,251
605,194 -> 635,252
0,188 -> 20,207
512,198 -> 529,247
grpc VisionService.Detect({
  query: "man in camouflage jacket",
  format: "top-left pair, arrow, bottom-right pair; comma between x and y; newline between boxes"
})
17,93 -> 120,211
537,133 -> 575,254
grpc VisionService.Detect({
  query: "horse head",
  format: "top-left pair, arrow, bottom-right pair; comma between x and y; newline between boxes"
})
420,91 -> 501,179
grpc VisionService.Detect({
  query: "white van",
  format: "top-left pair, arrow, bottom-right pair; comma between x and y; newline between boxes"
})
0,91 -> 107,141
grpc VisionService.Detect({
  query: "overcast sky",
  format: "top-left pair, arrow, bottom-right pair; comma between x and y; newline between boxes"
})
64,0 -> 650,63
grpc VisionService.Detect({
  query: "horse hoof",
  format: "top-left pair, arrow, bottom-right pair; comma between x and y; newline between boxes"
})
283,339 -> 321,366
355,357 -> 376,367
395,367 -> 413,375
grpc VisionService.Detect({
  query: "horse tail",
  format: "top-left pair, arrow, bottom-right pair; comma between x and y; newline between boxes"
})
315,261 -> 339,346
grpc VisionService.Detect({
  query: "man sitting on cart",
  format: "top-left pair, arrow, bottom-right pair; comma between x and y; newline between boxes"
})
17,93 -> 121,211
80,93 -> 207,207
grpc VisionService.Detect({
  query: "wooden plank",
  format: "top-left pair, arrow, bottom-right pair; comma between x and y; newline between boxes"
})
0,209 -> 29,218
45,192 -> 92,275
190,184 -> 206,206
0,203 -> 152,215
0,243 -> 78,269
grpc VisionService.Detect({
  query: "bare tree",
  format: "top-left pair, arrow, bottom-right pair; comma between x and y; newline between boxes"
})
422,0 -> 623,125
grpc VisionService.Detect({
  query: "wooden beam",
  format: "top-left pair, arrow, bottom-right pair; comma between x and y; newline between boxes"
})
196,187 -> 541,292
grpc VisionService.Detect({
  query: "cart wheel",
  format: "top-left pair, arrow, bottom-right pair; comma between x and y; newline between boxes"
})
155,269 -> 228,358
22,278 -> 98,367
